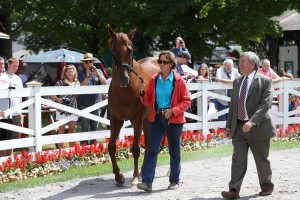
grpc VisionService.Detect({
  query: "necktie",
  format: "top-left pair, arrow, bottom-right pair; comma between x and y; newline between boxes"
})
226,72 -> 232,97
238,76 -> 248,120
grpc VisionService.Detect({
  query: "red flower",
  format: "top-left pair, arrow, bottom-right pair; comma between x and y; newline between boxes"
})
206,134 -> 212,143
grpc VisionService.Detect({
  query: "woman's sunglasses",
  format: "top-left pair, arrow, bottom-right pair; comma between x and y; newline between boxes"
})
84,60 -> 93,63
157,60 -> 171,65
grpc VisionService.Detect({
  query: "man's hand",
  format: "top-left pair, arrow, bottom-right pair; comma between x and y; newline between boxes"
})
225,129 -> 231,138
242,121 -> 254,132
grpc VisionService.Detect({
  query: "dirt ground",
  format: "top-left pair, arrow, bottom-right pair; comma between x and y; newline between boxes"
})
0,148 -> 299,200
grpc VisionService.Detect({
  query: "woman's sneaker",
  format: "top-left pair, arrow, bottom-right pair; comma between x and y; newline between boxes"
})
167,182 -> 179,190
137,182 -> 152,192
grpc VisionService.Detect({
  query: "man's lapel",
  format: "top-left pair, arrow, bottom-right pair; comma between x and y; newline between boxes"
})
246,72 -> 259,101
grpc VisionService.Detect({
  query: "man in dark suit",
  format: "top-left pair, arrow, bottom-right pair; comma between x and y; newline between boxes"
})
221,51 -> 275,199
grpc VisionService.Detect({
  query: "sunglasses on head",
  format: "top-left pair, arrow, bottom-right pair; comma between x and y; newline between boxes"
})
157,60 -> 171,65
84,60 -> 93,63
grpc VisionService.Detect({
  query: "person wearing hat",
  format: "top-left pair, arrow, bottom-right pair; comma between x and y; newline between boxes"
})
78,53 -> 107,145
175,50 -> 193,80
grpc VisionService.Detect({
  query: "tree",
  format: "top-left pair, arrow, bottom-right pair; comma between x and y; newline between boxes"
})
0,0 -> 34,58
130,0 -> 300,60
4,0 -> 300,63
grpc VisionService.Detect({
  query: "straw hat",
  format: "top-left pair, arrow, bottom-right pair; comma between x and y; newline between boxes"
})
80,53 -> 97,62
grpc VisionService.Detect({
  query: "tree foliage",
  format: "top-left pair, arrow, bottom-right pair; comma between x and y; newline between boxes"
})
1,0 -> 300,61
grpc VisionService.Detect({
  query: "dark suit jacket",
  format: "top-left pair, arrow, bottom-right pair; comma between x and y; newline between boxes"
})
226,71 -> 276,140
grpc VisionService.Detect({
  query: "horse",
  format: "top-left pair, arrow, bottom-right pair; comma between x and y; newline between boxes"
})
107,27 -> 160,186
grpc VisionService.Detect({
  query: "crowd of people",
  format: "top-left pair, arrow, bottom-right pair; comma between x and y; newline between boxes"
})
0,53 -> 107,156
0,36 -> 298,199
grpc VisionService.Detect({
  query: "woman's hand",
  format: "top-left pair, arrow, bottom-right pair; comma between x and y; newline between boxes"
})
163,109 -> 173,119
140,83 -> 146,91
0,110 -> 6,118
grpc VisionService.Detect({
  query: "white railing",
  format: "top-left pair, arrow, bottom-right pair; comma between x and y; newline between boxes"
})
0,79 -> 299,162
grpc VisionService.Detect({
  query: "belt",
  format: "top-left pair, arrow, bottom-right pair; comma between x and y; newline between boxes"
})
238,119 -> 249,123
156,108 -> 169,115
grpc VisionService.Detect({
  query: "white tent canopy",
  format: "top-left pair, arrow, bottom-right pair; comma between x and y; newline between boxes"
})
22,48 -> 101,63
0,32 -> 10,39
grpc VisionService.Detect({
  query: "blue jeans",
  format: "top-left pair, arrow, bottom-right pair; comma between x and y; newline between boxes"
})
79,105 -> 99,145
215,100 -> 229,121
141,114 -> 183,188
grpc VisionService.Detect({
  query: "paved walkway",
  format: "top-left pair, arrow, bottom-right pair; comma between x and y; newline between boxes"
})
0,148 -> 299,200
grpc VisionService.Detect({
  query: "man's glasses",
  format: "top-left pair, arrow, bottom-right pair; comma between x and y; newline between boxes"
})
84,60 -> 93,63
157,60 -> 171,65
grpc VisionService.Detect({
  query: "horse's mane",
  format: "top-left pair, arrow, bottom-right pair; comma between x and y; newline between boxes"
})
108,32 -> 132,50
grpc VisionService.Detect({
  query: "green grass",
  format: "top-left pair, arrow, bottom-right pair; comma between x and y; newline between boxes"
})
0,141 -> 299,192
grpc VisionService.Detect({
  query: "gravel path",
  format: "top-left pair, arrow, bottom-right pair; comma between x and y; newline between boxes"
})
0,148 -> 299,200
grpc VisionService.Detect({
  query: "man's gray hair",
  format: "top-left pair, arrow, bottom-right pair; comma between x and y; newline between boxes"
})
240,51 -> 259,70
223,58 -> 234,66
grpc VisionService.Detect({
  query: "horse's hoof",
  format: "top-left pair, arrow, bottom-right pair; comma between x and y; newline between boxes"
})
115,182 -> 124,187
115,173 -> 125,186
131,177 -> 139,187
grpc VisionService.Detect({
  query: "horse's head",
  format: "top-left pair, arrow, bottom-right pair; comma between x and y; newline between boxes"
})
108,27 -> 136,87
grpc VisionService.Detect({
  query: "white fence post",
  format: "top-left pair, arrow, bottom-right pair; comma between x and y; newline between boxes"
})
26,81 -> 43,153
201,81 -> 209,135
282,80 -> 289,131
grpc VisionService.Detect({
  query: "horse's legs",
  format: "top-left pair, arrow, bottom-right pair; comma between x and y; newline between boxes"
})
108,115 -> 124,186
130,117 -> 145,185
141,118 -> 149,165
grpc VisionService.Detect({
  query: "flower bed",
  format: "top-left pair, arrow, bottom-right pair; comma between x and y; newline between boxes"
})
1,126 -> 299,184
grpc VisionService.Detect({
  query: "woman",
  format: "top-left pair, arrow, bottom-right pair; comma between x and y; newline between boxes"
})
52,65 -> 80,148
278,67 -> 293,79
137,51 -> 191,192
196,63 -> 211,81
187,63 -> 212,117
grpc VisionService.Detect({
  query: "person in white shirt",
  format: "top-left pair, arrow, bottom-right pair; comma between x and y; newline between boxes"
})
0,56 -> 10,157
215,59 -> 240,121
0,56 -> 5,72
5,58 -> 23,156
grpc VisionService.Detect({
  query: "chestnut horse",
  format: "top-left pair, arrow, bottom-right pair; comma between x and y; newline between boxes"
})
107,27 -> 159,186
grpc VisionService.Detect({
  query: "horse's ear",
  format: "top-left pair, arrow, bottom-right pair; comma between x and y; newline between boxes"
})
127,28 -> 136,40
108,27 -> 117,39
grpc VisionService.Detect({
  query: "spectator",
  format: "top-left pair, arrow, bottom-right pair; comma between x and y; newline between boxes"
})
196,63 -> 212,81
175,50 -> 193,79
170,37 -> 189,57
18,69 -> 29,86
51,65 -> 80,149
258,59 -> 281,82
5,58 -> 23,156
0,56 -> 5,72
189,63 -> 213,116
215,59 -> 240,121
0,58 -> 10,157
278,67 -> 293,79
78,53 -> 106,145
137,50 -> 191,192
284,65 -> 292,75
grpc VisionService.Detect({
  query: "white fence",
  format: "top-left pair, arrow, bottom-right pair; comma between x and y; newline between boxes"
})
0,79 -> 300,162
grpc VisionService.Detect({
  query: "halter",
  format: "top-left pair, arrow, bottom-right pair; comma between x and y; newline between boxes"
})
111,42 -> 145,96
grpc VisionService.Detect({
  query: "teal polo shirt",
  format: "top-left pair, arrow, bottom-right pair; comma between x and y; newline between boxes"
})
156,72 -> 174,109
